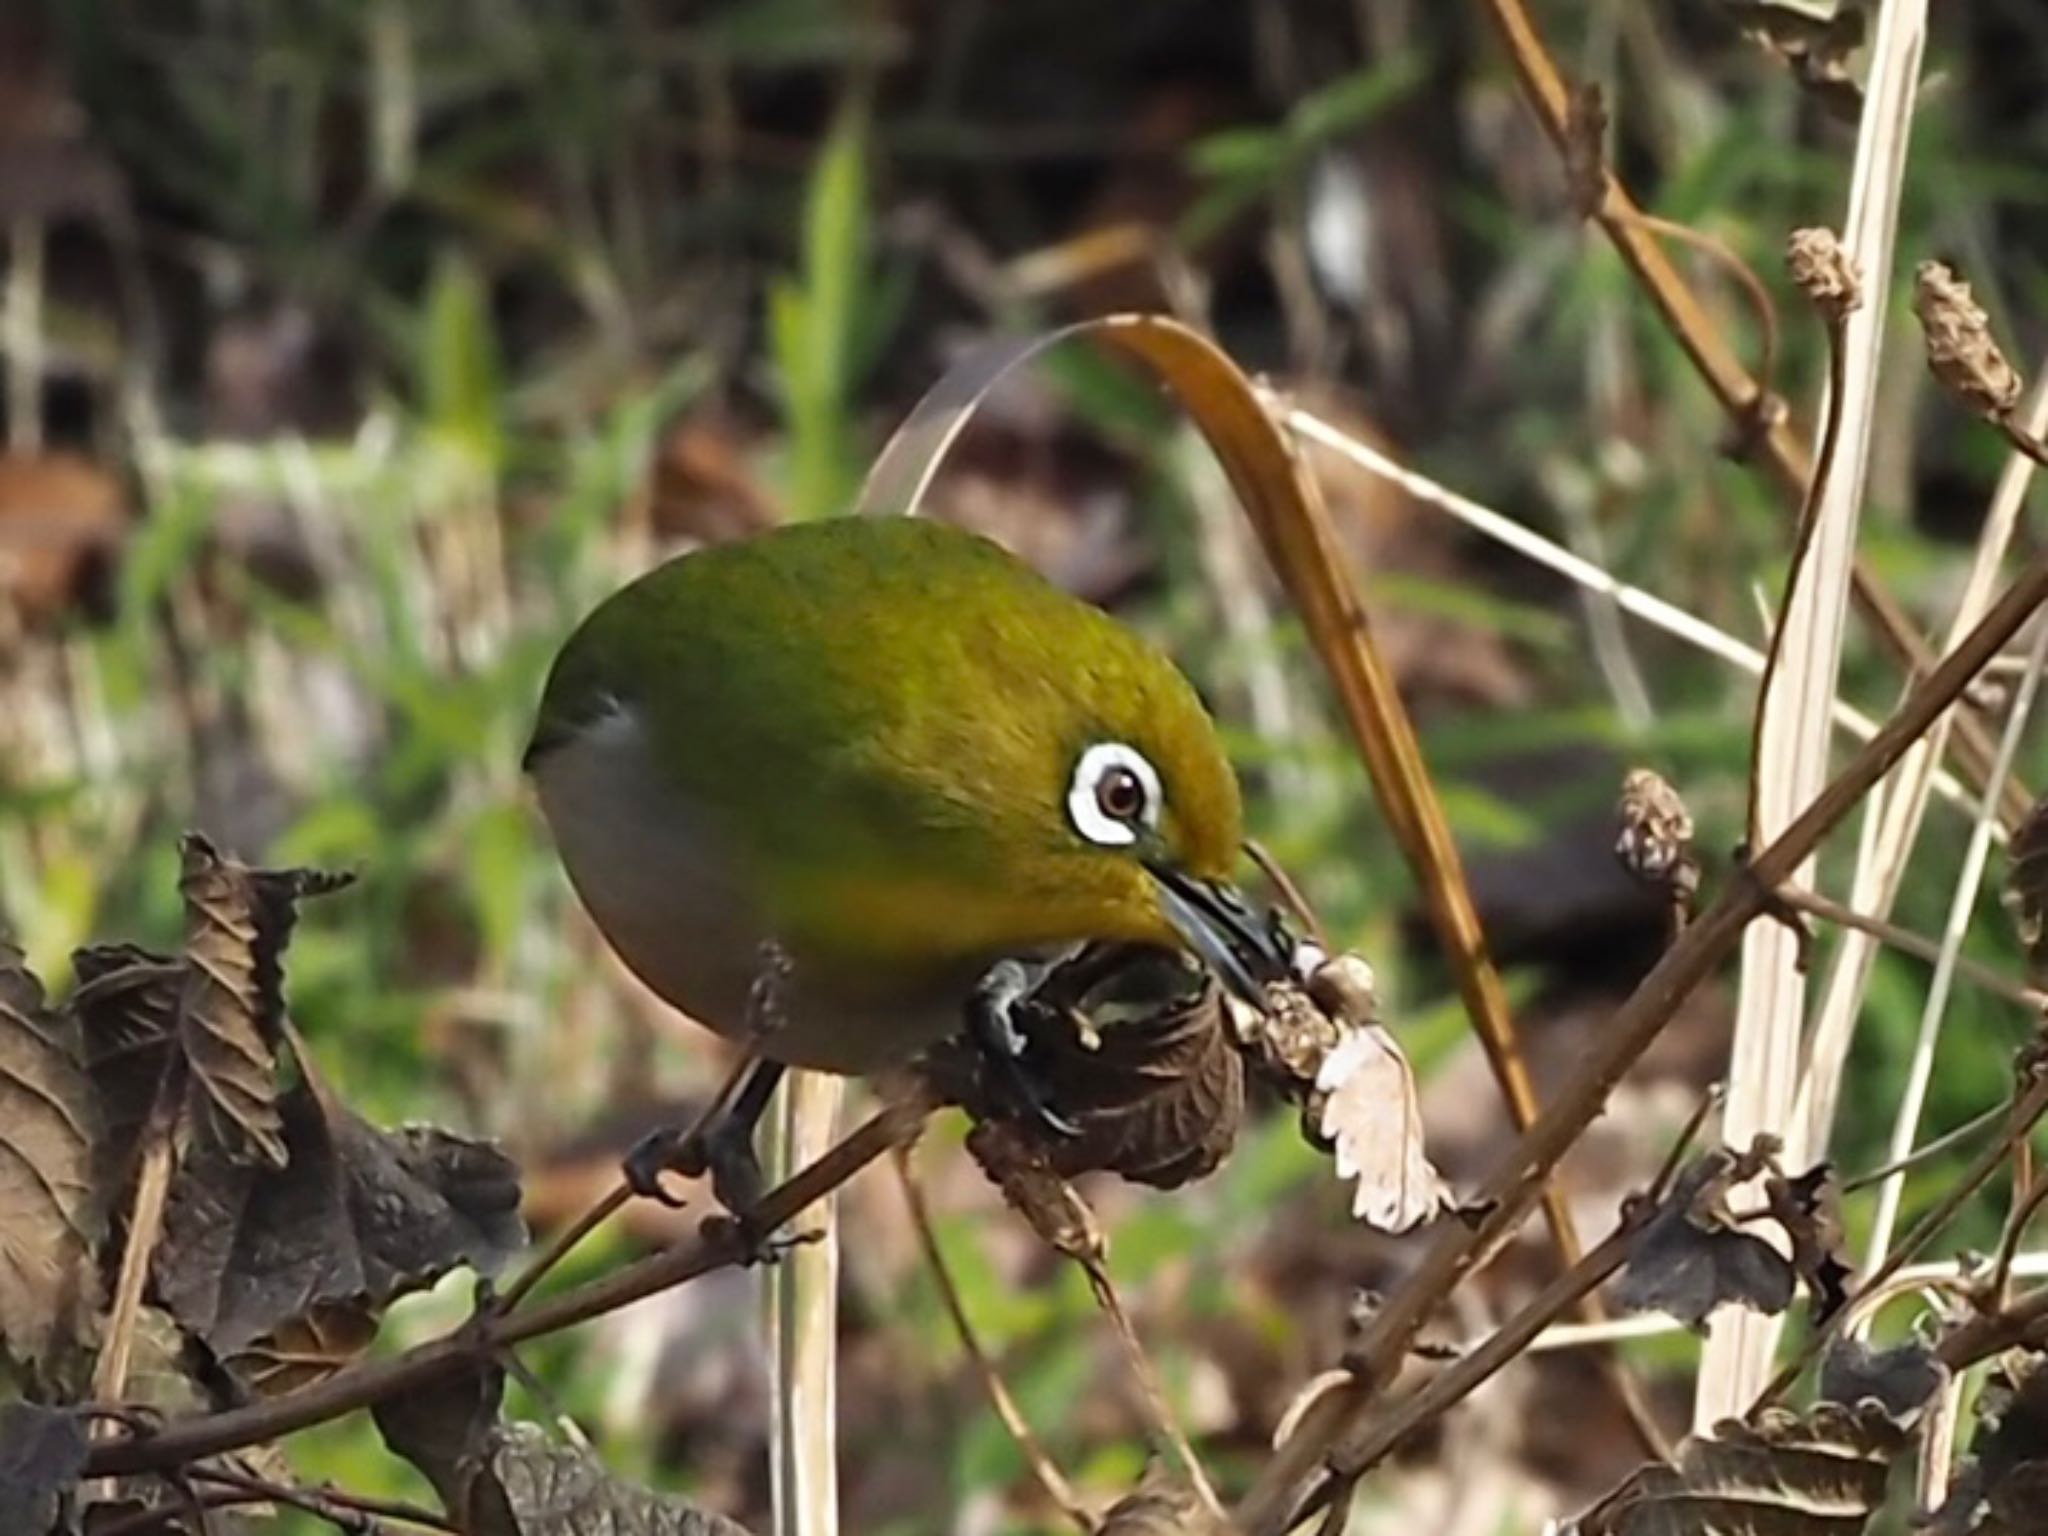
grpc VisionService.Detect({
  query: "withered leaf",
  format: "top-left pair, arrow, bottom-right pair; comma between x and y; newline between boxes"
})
1818,1337 -> 1947,1427
1570,1402 -> 1905,1535
155,1057 -> 522,1360
377,1360 -> 754,1535
176,834 -> 353,1167
1314,1023 -> 1452,1234
1928,1356 -> 2048,1536
0,1402 -> 87,1535
2006,795 -> 2048,978
1611,1149 -> 1794,1330
70,944 -> 179,1206
965,1119 -> 1104,1265
1720,0 -> 1868,119
1768,1164 -> 1852,1325
225,1297 -> 380,1397
0,947 -> 102,1374
1034,954 -> 1243,1190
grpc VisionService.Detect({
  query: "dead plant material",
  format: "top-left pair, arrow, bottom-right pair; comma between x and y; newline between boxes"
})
1616,768 -> 1701,915
1611,1144 -> 1795,1330
1567,1402 -> 1905,1535
0,946 -> 100,1382
1917,261 -> 2025,422
1786,227 -> 1863,324
1926,1355 -> 2048,1535
2004,792 -> 2048,979
1723,0 -> 1869,118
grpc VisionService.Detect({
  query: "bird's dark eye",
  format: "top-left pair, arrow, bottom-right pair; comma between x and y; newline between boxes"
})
1067,741 -> 1164,848
1095,765 -> 1147,822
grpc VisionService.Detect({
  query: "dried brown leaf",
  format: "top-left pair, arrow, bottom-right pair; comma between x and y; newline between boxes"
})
1611,1149 -> 1795,1330
964,1119 -> 1104,1265
154,1057 -> 522,1364
0,1402 -> 87,1535
1928,1356 -> 2048,1536
1570,1401 -> 1905,1534
1238,955 -> 1452,1233
224,1296 -> 380,1397
1767,1164 -> 1852,1325
1722,1 -> 1868,118
0,946 -> 102,1374
1032,951 -> 1244,1190
1818,1337 -> 1947,1426
175,834 -> 353,1167
2004,795 -> 2048,977
69,944 -> 179,1207
376,1360 -> 755,1535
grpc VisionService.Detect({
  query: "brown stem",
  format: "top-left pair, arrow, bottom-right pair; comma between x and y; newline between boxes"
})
1999,413 -> 2048,471
893,1148 -> 1094,1534
1078,1253 -> 1224,1520
1326,1218 -> 1643,1487
1236,540 -> 2048,1534
85,1095 -> 933,1478
1473,0 -> 2032,833
191,1465 -> 457,1532
1753,1063 -> 2048,1410
1777,886 -> 2047,1012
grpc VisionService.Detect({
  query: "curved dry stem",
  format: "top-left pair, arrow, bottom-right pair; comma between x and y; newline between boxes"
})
893,1149 -> 1094,1533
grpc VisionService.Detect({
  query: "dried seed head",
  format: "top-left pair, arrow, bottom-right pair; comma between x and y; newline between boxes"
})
1616,767 -> 1700,903
1915,261 -> 2024,419
1786,227 -> 1862,324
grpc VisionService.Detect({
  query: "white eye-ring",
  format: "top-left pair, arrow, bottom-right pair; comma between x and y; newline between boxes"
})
1067,741 -> 1163,847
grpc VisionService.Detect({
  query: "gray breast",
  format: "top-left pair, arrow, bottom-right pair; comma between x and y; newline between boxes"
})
529,701 -> 975,1073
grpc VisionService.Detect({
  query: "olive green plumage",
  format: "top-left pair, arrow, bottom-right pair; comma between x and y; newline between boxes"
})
525,516 -> 1247,1073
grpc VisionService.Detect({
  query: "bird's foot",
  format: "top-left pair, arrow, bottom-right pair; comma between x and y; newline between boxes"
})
700,1212 -> 822,1268
620,1058 -> 784,1213
969,958 -> 1081,1139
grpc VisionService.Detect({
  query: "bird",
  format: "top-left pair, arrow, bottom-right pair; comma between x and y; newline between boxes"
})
523,516 -> 1285,1203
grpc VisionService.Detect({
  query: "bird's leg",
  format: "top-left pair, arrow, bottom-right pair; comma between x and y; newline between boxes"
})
622,1056 -> 786,1214
968,957 -> 1080,1138
622,940 -> 795,1212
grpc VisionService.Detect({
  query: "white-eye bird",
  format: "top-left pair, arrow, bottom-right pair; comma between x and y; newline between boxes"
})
524,517 -> 1284,1196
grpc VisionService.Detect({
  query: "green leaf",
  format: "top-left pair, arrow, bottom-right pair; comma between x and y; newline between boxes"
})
420,252 -> 505,473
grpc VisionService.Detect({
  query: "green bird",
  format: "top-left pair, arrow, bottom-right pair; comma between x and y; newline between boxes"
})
525,517 -> 1284,1197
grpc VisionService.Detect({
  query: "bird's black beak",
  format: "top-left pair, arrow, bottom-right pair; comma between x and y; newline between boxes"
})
1146,864 -> 1293,1011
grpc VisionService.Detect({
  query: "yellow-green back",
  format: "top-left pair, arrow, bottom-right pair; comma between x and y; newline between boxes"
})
528,518 -> 1241,972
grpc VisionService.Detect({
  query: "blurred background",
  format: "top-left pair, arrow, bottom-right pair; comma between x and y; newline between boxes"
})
4,1 -> 2048,1531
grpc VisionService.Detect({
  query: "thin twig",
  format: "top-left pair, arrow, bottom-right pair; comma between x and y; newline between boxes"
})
1866,621 -> 2048,1270
1754,1061 -> 2048,1410
1839,1101 -> 2010,1193
1775,886 -> 2047,1013
85,1095 -> 933,1478
1989,1173 -> 2048,1307
1235,535 -> 2048,1534
1282,409 -> 1985,823
893,1148 -> 1095,1534
1471,0 -> 2032,831
190,1465 -> 457,1533
1078,1254 -> 1225,1521
92,1080 -> 182,1408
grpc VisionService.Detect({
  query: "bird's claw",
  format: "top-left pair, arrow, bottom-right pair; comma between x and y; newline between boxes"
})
969,960 -> 1082,1139
622,1115 -> 768,1214
622,1124 -> 705,1207
701,1212 -> 823,1267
